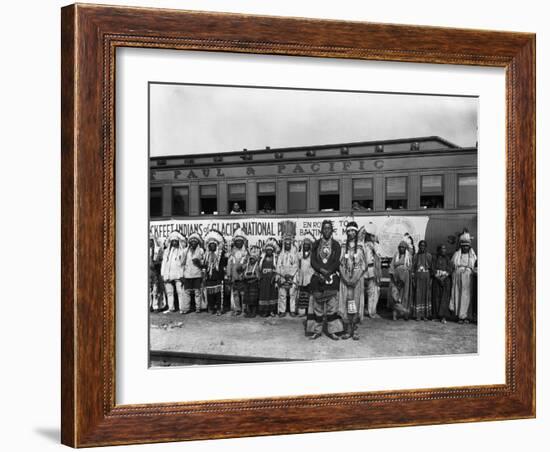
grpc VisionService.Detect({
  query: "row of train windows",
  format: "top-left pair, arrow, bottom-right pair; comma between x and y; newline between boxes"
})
150,175 -> 477,216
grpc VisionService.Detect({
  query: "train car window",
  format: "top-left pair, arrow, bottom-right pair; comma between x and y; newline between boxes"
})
319,179 -> 340,211
172,186 -> 189,216
150,187 -> 163,218
458,174 -> 477,207
385,176 -> 407,210
420,175 -> 444,209
288,181 -> 307,213
228,183 -> 246,213
200,184 -> 218,215
352,178 -> 373,211
258,182 -> 276,214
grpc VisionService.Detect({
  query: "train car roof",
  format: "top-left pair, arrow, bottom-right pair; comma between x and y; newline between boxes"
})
150,136 -> 478,169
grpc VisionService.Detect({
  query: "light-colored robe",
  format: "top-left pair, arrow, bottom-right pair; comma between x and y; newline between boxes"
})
161,245 -> 185,281
388,251 -> 412,310
450,249 -> 477,320
364,241 -> 382,316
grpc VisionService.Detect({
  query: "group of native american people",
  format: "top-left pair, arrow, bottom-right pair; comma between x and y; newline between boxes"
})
149,220 -> 477,341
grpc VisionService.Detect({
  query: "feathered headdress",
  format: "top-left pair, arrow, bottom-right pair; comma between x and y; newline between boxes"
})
231,227 -> 248,249
204,229 -> 225,248
249,245 -> 261,260
188,231 -> 203,247
395,240 -> 412,267
280,220 -> 297,241
260,237 -> 279,268
459,230 -> 472,245
300,232 -> 316,249
364,222 -> 377,236
403,232 -> 416,255
167,230 -> 186,246
263,237 -> 280,254
163,231 -> 186,265
357,226 -> 367,245
203,230 -> 224,275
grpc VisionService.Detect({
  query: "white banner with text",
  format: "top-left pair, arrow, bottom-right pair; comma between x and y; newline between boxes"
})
150,215 -> 429,257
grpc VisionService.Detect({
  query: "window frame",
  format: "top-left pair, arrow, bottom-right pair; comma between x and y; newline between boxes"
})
457,173 -> 478,208
318,178 -> 341,212
420,174 -> 444,209
149,186 -> 163,218
351,177 -> 374,211
287,180 -> 308,213
171,184 -> 190,217
228,183 -> 247,201
199,184 -> 218,215
257,180 -> 277,213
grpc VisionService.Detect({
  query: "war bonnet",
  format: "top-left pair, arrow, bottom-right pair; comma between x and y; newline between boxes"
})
167,230 -> 186,244
188,231 -> 203,246
204,229 -> 225,248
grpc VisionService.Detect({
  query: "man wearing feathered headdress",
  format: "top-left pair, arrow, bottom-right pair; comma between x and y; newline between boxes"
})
161,231 -> 186,313
202,230 -> 227,315
226,227 -> 248,316
338,221 -> 367,340
181,231 -> 205,313
297,232 -> 316,317
363,222 -> 383,319
450,230 -> 477,324
258,237 -> 279,317
276,221 -> 299,317
306,220 -> 344,340
243,245 -> 261,317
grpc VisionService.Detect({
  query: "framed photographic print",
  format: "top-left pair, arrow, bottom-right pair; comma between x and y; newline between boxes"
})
61,3 -> 536,447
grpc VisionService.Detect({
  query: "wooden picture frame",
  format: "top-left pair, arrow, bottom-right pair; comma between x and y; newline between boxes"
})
61,3 -> 535,447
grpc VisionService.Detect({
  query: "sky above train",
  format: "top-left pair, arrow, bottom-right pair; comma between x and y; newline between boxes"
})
149,83 -> 478,158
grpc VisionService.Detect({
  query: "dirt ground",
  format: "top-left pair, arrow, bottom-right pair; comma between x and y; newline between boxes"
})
149,309 -> 477,365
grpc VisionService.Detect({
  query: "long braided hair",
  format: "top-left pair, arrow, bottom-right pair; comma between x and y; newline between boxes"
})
343,221 -> 359,273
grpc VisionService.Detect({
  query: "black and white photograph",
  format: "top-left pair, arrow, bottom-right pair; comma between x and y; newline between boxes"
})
1,0 -> 543,449
148,82 -> 478,367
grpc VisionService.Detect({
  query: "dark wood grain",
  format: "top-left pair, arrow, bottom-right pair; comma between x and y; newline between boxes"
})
60,5 -> 76,447
61,3 -> 536,447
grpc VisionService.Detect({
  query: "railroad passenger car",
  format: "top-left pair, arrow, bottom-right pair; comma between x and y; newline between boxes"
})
150,135 -> 477,254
